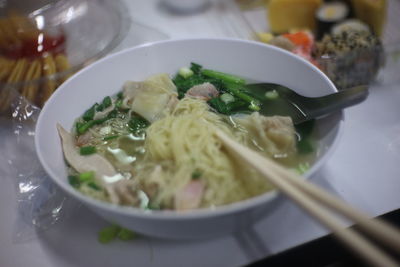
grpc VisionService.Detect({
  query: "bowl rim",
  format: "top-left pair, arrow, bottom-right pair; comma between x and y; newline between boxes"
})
35,37 -> 344,220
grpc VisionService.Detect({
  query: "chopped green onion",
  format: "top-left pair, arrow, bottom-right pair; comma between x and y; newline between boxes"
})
87,182 -> 101,191
178,67 -> 194,79
265,90 -> 279,100
103,135 -> 119,141
117,228 -> 136,241
249,101 -> 261,111
191,170 -> 202,179
98,225 -> 120,244
220,93 -> 235,104
79,171 -> 95,182
296,163 -> 310,175
76,121 -> 85,133
82,104 -> 97,122
77,117 -> 108,134
68,175 -> 80,188
80,146 -> 97,155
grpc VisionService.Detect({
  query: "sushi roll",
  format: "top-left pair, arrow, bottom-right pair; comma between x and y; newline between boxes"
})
331,19 -> 371,34
313,29 -> 384,89
316,1 -> 350,39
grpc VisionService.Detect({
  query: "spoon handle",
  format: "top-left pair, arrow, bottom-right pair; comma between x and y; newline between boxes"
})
304,85 -> 369,119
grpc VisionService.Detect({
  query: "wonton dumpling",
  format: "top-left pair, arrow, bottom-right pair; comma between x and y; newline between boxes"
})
234,113 -> 297,158
123,73 -> 178,122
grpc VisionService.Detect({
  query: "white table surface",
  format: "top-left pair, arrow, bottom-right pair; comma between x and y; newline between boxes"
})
1,1 -> 400,267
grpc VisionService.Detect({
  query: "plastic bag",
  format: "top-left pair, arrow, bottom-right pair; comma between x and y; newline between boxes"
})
2,90 -> 78,242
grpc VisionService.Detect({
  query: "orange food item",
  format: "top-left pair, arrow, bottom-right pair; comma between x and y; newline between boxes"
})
283,32 -> 313,49
283,31 -> 318,66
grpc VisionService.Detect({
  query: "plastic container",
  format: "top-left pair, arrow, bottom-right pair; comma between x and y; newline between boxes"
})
0,0 -> 131,113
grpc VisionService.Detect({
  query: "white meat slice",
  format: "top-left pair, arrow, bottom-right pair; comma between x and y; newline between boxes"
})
57,124 -> 117,181
185,82 -> 219,101
174,179 -> 205,211
123,73 -> 178,122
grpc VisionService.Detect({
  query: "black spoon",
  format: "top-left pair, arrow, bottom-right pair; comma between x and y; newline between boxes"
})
245,84 -> 368,124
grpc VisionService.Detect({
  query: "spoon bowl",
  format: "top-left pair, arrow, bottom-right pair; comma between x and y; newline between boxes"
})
246,84 -> 368,124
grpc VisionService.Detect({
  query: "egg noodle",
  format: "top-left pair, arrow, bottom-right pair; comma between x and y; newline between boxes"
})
136,98 -> 273,208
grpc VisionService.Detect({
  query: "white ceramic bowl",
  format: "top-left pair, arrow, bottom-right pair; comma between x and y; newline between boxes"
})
35,38 -> 343,239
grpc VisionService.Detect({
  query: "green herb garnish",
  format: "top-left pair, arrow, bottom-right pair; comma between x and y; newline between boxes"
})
80,146 -> 97,155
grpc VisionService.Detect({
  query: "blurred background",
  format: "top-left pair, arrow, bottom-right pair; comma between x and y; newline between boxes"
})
0,0 -> 398,115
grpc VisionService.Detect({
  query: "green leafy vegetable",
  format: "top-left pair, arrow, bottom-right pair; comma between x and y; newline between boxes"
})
190,62 -> 202,74
208,97 -> 247,114
201,69 -> 246,85
223,82 -> 260,109
173,63 -> 225,98
80,146 -> 97,155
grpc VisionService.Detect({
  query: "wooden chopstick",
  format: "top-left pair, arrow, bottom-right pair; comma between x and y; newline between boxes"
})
270,161 -> 400,253
215,130 -> 400,267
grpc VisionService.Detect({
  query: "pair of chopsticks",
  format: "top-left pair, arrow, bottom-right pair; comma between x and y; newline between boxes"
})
215,130 -> 400,267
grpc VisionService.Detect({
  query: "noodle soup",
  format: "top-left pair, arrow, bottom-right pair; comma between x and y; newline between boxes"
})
58,64 -> 317,211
